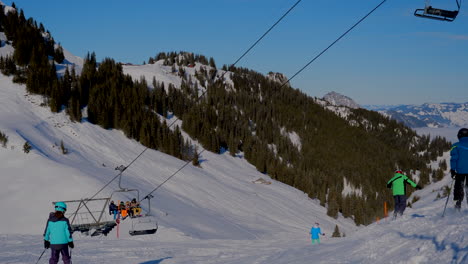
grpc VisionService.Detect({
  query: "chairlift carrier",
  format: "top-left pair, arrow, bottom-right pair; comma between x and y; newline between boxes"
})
53,165 -> 158,237
53,197 -> 117,236
414,0 -> 461,21
129,194 -> 158,236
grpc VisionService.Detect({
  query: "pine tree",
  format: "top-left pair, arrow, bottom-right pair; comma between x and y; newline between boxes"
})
209,57 -> 216,69
23,141 -> 31,153
192,148 -> 200,167
327,188 -> 340,218
0,130 -> 8,148
60,140 -> 68,154
332,225 -> 341,237
54,44 -> 65,63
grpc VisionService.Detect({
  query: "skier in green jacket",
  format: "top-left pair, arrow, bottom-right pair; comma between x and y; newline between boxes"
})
387,170 -> 421,219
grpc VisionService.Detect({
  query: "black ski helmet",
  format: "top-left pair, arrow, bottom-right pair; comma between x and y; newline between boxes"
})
458,128 -> 468,139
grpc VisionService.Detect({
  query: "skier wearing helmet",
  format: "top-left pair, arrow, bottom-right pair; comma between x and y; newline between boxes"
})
43,202 -> 74,264
451,128 -> 468,210
310,222 -> 325,244
387,170 -> 421,219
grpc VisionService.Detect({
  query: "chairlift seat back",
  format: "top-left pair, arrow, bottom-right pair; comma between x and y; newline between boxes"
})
414,5 -> 459,21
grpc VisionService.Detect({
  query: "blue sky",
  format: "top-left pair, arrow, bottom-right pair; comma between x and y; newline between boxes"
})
4,0 -> 468,105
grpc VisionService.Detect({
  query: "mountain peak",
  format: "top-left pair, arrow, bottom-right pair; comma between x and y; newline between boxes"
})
323,91 -> 360,109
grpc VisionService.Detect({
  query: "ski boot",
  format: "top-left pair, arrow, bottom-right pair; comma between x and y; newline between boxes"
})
455,200 -> 461,211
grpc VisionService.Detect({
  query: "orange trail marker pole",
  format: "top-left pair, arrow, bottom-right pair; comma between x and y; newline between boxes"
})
384,202 -> 388,218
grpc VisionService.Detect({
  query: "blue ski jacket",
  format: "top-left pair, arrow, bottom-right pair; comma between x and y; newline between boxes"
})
451,137 -> 468,174
44,212 -> 73,245
310,226 -> 323,239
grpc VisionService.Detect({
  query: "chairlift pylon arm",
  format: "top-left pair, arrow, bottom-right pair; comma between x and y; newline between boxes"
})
96,198 -> 111,223
81,199 -> 100,224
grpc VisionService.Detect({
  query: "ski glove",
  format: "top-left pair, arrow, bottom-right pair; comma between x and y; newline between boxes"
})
416,185 -> 422,190
44,240 -> 50,249
68,242 -> 74,248
450,169 -> 457,179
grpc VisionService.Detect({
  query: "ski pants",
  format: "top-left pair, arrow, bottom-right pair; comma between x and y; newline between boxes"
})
49,246 -> 71,264
111,210 -> 118,220
393,195 -> 407,215
453,174 -> 468,202
311,238 -> 320,244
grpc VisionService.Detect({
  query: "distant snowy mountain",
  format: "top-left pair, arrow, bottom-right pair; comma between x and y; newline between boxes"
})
366,103 -> 468,128
323,91 -> 360,109
363,104 -> 404,111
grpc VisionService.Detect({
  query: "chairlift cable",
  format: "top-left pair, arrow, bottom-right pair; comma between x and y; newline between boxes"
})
231,0 -> 303,68
168,0 -> 302,128
83,148 -> 149,201
141,149 -> 207,202
77,0 -> 303,205
283,0 -> 388,87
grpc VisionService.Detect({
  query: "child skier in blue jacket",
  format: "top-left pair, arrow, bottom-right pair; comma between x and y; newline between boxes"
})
451,128 -> 468,209
44,202 -> 74,264
310,222 -> 325,244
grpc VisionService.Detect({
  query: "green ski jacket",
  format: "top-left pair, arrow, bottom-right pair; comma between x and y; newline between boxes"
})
387,172 -> 417,196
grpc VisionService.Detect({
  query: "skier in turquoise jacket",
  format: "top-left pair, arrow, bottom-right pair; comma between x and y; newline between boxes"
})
387,170 -> 421,219
310,222 -> 325,244
450,128 -> 468,209
43,202 -> 74,264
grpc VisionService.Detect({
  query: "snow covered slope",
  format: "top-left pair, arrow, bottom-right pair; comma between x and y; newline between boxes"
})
1,66 -> 466,263
122,60 -> 233,92
0,71 -> 362,262
0,32 -> 14,57
2,135 -> 466,264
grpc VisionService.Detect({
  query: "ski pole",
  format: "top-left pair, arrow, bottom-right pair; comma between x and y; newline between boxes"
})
35,248 -> 47,264
442,178 -> 455,217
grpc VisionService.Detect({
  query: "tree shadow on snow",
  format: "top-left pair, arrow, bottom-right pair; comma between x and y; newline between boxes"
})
398,232 -> 468,264
139,257 -> 172,264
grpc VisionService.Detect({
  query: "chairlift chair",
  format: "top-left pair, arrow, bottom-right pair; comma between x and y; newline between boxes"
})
53,166 -> 158,237
111,167 -> 158,236
414,0 -> 461,21
128,194 -> 158,236
129,216 -> 158,236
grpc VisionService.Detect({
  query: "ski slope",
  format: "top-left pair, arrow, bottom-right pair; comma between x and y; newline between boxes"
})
1,57 -> 467,263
